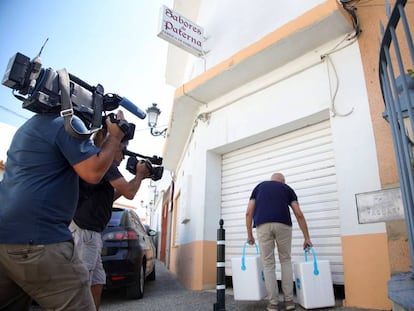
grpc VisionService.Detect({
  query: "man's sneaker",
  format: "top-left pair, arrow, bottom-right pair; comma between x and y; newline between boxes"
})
285,301 -> 296,310
267,303 -> 278,311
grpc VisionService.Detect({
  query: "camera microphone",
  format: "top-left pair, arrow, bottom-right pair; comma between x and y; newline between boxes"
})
119,97 -> 146,120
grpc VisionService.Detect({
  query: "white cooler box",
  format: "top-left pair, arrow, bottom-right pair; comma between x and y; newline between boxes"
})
231,242 -> 266,301
293,247 -> 335,309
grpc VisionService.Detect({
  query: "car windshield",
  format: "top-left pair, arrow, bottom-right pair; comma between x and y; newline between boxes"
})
107,210 -> 124,227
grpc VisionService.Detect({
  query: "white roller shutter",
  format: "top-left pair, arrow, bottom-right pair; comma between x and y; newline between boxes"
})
221,120 -> 344,284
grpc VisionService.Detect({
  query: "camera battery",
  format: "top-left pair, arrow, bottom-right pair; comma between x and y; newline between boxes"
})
2,52 -> 31,89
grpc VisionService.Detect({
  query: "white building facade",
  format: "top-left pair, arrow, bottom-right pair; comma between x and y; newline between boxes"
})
157,1 -> 412,309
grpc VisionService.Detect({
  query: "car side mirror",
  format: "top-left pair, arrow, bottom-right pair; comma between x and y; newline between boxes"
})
148,229 -> 157,237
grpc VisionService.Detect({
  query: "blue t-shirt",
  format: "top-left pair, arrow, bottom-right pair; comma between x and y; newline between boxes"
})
0,114 -> 99,245
250,180 -> 298,227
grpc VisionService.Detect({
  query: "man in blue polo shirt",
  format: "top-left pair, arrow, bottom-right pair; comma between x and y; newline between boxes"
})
0,110 -> 127,310
246,172 -> 312,311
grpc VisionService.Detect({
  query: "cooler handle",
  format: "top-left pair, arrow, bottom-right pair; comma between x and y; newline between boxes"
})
304,247 -> 319,276
241,241 -> 259,271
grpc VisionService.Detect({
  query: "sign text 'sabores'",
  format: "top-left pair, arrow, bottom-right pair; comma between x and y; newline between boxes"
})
157,5 -> 205,57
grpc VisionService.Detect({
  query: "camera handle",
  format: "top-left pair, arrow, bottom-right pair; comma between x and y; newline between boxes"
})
123,148 -> 163,166
107,113 -> 131,137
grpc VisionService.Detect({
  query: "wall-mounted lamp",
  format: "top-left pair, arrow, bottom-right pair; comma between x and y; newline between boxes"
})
146,103 -> 167,137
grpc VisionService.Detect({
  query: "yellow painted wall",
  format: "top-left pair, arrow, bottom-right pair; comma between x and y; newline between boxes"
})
355,1 -> 406,186
386,220 -> 411,274
354,0 -> 413,295
170,240 -> 217,290
342,234 -> 392,310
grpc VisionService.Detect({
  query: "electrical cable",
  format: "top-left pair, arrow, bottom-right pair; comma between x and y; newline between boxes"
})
321,31 -> 358,117
178,9 -> 362,156
338,0 -> 362,38
324,54 -> 355,117
0,104 -> 30,121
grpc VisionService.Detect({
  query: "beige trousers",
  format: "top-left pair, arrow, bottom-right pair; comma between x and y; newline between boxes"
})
256,222 -> 293,305
0,241 -> 96,311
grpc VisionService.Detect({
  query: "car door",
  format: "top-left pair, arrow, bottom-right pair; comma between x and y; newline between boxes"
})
128,210 -> 156,278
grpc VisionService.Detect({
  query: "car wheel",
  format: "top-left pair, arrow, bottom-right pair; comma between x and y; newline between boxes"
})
126,263 -> 145,299
147,264 -> 156,281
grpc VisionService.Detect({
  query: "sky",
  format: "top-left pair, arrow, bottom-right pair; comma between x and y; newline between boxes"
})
0,0 -> 174,218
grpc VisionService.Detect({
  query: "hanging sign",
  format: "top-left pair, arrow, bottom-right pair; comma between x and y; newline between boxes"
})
157,5 -> 205,57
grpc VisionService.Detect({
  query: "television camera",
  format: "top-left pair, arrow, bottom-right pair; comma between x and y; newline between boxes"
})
2,46 -> 164,179
123,148 -> 164,181
1,48 -> 145,139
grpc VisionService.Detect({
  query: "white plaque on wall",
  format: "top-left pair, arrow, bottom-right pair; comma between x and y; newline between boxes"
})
356,188 -> 405,224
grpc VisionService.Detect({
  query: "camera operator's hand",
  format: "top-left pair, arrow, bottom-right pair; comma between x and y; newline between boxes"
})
136,160 -> 152,179
105,110 -> 126,141
113,160 -> 152,201
73,111 -> 125,184
75,110 -> 128,184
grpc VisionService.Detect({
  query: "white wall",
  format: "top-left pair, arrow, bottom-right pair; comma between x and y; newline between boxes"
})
0,122 -> 17,181
172,37 -> 384,246
0,122 -> 17,162
167,0 -> 385,246
194,0 -> 326,78
327,44 -> 384,236
169,0 -> 328,86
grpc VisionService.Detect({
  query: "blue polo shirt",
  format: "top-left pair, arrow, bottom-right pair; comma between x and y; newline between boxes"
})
250,180 -> 298,227
0,114 -> 99,245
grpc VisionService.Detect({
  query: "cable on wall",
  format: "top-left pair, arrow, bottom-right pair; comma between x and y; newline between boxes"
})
338,0 -> 362,38
321,32 -> 359,117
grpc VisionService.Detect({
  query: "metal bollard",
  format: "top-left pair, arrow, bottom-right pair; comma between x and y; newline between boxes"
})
214,219 -> 226,311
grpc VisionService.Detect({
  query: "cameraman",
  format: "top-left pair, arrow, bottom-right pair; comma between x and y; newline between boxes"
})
0,110 -> 128,310
69,127 -> 151,310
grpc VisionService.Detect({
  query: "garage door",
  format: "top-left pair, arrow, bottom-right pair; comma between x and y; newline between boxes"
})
221,120 -> 344,284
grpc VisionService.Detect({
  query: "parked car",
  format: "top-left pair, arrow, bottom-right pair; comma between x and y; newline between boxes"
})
101,206 -> 157,299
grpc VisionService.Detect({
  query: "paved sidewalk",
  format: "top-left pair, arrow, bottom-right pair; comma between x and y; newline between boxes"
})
100,260 -> 378,311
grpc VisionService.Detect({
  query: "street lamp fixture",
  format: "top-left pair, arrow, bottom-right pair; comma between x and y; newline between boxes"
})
146,103 -> 167,137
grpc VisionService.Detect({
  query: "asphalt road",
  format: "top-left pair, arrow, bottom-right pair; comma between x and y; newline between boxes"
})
31,260 -> 376,310
100,260 -> 243,311
100,260 -> 372,311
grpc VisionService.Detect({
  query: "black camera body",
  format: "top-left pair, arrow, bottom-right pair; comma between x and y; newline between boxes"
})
106,113 -> 135,143
124,149 -> 164,181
